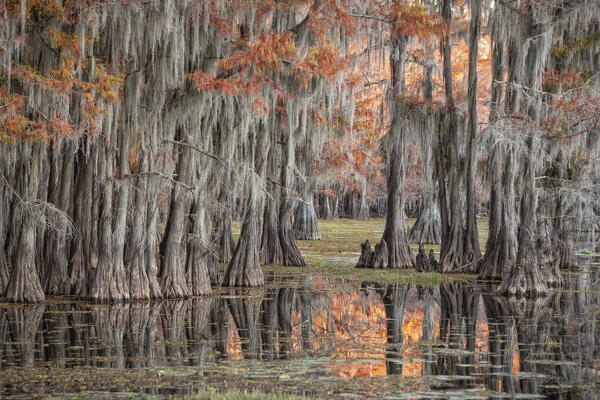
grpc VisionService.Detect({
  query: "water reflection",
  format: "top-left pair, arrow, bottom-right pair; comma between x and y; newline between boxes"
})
0,273 -> 599,398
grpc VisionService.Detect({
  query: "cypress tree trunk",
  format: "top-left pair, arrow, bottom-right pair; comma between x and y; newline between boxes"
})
160,131 -> 193,298
279,128 -> 305,267
145,179 -> 164,299
70,140 -> 96,298
437,0 -> 477,273
410,49 -> 439,246
126,153 -> 156,300
215,207 -> 236,264
6,143 -> 45,303
109,182 -> 131,300
292,138 -> 321,239
319,194 -> 335,220
409,189 -> 441,244
378,127 -> 415,269
261,195 -> 284,265
495,8 -> 559,295
260,142 -> 284,265
185,198 -> 212,296
224,183 -> 264,286
207,193 -> 235,286
498,136 -> 548,297
90,128 -> 129,302
356,178 -> 370,220
478,145 -> 518,281
464,0 -> 482,267
369,34 -> 414,270
223,124 -> 270,286
332,196 -> 340,219
550,150 -> 578,271
292,192 -> 321,240
0,159 -> 9,294
43,139 -> 74,296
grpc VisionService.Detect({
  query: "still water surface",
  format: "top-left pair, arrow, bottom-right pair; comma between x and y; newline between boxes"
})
0,268 -> 599,399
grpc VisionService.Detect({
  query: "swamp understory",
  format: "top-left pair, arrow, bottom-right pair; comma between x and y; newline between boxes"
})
0,219 -> 598,399
1,1 -> 600,398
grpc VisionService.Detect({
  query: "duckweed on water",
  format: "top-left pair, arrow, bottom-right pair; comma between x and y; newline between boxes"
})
184,389 -> 315,400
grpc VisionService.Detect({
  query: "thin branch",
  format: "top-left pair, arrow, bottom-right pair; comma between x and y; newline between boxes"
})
121,171 -> 194,191
164,139 -> 224,164
347,13 -> 390,24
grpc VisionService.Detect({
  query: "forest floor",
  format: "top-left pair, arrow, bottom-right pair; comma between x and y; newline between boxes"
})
234,217 -> 483,286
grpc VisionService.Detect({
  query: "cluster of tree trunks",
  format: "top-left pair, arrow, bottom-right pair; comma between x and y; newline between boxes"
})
2,0 -> 598,305
355,0 -> 599,300
1,2 -> 335,302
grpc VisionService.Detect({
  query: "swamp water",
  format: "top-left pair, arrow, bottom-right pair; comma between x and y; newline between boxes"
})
0,220 -> 599,399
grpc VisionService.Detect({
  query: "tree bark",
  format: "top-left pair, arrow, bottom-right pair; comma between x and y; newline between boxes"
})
369,35 -> 414,270
409,189 -> 441,244
261,195 -> 284,265
260,143 -> 284,265
70,140 -> 96,298
464,0 -> 482,267
43,139 -> 75,296
89,132 -> 129,302
185,198 -> 212,296
356,178 -> 370,220
160,130 -> 193,298
376,117 -> 415,269
223,124 -> 270,286
293,192 -> 321,240
438,0 -> 477,273
6,143 -> 45,303
279,127 -> 306,267
126,153 -> 156,300
478,145 -> 518,281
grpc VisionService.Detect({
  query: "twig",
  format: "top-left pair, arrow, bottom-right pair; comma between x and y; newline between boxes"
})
164,139 -> 224,164
347,13 -> 390,23
121,171 -> 194,191
451,256 -> 483,272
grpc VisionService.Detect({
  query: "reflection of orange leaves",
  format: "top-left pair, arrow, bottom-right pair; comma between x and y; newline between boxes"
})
333,360 -> 387,377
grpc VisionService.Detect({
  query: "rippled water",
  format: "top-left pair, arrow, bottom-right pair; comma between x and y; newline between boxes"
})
0,268 -> 599,398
